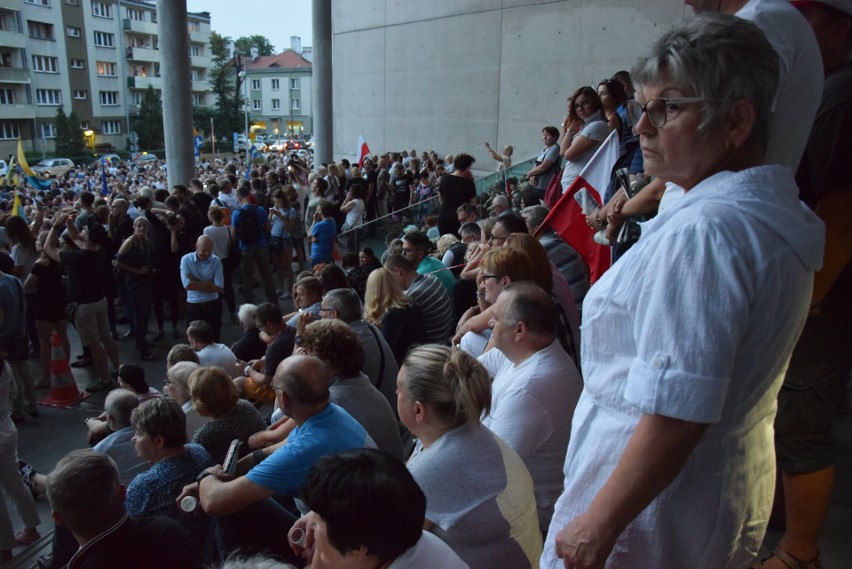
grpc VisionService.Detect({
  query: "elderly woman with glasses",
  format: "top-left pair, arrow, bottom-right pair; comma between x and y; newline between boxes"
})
543,14 -> 824,569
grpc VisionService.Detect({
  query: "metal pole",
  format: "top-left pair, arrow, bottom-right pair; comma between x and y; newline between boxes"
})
156,0 -> 194,188
312,0 -> 332,165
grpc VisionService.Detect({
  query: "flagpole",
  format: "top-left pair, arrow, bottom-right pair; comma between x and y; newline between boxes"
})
210,118 -> 216,162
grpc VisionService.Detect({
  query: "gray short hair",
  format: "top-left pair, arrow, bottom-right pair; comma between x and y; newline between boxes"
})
47,450 -> 122,536
520,205 -> 549,233
237,304 -> 258,328
104,389 -> 139,428
632,13 -> 779,150
322,288 -> 362,323
501,282 -> 556,337
167,361 -> 200,399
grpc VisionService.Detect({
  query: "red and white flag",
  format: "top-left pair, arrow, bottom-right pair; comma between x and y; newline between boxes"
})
357,134 -> 370,167
536,130 -> 620,284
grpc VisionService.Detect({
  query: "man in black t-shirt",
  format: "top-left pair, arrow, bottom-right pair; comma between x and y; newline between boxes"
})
391,163 -> 413,221
47,450 -> 200,569
46,212 -> 120,393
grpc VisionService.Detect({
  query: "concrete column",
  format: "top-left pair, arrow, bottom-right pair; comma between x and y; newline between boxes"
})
156,0 -> 195,189
312,0 -> 332,167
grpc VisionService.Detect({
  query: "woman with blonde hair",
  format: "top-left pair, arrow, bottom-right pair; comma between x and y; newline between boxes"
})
363,268 -> 426,365
398,345 -> 541,567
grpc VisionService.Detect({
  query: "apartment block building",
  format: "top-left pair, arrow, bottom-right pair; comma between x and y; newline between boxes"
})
245,43 -> 313,138
0,0 -> 213,159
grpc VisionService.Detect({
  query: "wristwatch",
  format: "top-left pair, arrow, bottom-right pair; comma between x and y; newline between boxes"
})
243,364 -> 252,377
196,470 -> 215,484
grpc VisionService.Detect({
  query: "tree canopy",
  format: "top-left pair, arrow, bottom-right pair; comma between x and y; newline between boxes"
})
133,86 -> 164,150
54,106 -> 85,157
234,35 -> 274,57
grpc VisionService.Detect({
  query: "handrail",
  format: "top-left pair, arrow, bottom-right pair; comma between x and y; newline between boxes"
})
473,156 -> 538,195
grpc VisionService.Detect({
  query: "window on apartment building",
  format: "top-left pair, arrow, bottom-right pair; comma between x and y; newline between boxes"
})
290,98 -> 300,111
36,89 -> 61,105
190,45 -> 201,57
290,78 -> 299,89
102,120 -> 120,134
271,99 -> 280,110
271,79 -> 279,90
0,89 -> 14,105
25,0 -> 51,7
97,61 -> 116,76
41,122 -> 57,138
190,69 -> 201,81
192,94 -> 202,106
27,21 -> 54,40
0,123 -> 20,139
251,79 -> 260,90
66,26 -> 81,37
252,99 -> 260,110
65,0 -> 78,5
79,120 -> 89,129
70,58 -> 84,68
91,1 -> 112,18
187,21 -> 199,32
32,55 -> 58,72
99,91 -> 118,106
93,31 -> 114,47
73,90 -> 87,99
126,8 -> 144,21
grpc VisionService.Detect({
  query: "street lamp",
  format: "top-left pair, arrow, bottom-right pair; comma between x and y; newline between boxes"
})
238,70 -> 248,138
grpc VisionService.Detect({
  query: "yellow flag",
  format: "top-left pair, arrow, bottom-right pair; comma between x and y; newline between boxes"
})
17,138 -> 36,178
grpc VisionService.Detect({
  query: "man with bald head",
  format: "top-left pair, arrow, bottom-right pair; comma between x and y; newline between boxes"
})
180,235 -> 224,341
189,355 -> 372,560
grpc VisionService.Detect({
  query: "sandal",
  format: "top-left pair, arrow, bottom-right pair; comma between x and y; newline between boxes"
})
70,357 -> 93,368
750,547 -> 822,569
139,352 -> 157,361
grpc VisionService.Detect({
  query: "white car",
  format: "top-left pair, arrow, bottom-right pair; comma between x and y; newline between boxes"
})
0,160 -> 7,177
32,158 -> 75,177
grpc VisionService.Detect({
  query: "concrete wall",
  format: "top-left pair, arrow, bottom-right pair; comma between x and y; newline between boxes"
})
331,0 -> 688,169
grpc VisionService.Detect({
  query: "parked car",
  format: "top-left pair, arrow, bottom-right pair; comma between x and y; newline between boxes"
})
267,139 -> 287,153
92,154 -> 124,168
134,153 -> 159,164
0,160 -> 7,178
31,158 -> 75,178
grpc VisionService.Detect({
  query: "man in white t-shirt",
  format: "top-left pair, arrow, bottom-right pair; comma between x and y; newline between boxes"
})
290,448 -> 469,568
186,319 -> 240,378
478,282 -> 583,531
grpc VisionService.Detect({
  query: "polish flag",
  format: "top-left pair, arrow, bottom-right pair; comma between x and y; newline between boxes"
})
357,134 -> 370,167
535,130 -> 620,284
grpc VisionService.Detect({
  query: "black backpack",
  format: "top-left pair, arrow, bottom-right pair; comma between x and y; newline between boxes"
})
235,205 -> 261,244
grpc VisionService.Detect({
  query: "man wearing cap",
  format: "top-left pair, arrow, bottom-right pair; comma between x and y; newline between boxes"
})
488,195 -> 511,218
402,231 -> 457,297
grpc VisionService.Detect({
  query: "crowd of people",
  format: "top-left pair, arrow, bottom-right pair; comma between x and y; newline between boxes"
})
0,1 -> 848,567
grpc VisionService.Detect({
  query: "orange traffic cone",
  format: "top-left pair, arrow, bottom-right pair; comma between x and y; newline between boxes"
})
39,332 -> 88,408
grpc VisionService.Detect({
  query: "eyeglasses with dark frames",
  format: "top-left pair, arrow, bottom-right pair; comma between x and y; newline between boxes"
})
625,97 -> 717,129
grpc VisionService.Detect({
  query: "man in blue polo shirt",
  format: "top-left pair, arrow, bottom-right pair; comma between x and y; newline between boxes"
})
188,355 -> 371,561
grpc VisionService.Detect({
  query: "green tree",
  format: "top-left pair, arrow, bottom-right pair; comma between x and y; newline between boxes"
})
208,31 -> 243,135
234,35 -> 274,57
54,106 -> 84,157
133,86 -> 164,149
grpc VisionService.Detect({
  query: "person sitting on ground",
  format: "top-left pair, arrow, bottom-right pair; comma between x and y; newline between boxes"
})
179,355 -> 372,562
126,398 -> 214,546
398,345 -> 541,567
284,276 -> 324,329
384,254 -> 453,346
289,448 -> 469,568
117,364 -> 162,403
478,282 -> 583,532
363,268 -> 427,366
189,366 -> 267,464
46,450 -> 201,568
230,304 -> 267,363
163,361 -> 210,440
234,303 -> 295,405
402,231 -> 457,297
186,320 -> 239,379
166,344 -> 200,368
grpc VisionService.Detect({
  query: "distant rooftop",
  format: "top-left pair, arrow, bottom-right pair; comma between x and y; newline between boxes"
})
247,50 -> 312,71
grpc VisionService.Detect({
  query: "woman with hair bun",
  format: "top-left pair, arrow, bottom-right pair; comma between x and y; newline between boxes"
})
396,345 -> 541,568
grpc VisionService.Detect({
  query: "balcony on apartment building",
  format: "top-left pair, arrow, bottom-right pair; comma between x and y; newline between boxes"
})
190,54 -> 211,68
0,65 -> 28,83
122,18 -> 157,36
0,102 -> 35,120
127,75 -> 160,89
126,45 -> 159,63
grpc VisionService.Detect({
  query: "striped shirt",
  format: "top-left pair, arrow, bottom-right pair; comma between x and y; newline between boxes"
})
405,273 -> 452,345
